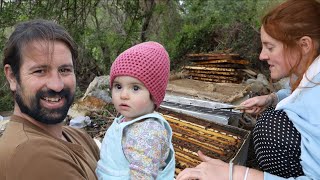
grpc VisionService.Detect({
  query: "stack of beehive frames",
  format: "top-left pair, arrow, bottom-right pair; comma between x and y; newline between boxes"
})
184,53 -> 249,83
158,109 -> 246,175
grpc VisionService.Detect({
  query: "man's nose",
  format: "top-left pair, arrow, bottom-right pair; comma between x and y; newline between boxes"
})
46,72 -> 64,92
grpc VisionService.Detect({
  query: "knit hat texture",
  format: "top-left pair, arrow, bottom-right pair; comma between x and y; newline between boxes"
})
110,41 -> 170,108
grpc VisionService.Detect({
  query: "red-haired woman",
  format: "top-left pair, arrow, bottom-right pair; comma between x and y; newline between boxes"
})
177,0 -> 320,179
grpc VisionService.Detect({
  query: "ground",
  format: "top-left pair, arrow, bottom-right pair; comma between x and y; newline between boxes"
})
167,78 -> 251,103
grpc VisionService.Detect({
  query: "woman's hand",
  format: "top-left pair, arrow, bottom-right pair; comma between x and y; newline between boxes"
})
176,151 -> 229,180
240,94 -> 274,115
176,151 -> 264,180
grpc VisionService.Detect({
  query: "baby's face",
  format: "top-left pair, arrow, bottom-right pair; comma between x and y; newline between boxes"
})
111,76 -> 154,121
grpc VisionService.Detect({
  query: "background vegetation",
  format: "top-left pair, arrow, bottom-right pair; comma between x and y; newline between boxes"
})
0,0 -> 284,112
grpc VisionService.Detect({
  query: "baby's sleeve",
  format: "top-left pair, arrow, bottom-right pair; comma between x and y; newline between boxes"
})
122,119 -> 170,180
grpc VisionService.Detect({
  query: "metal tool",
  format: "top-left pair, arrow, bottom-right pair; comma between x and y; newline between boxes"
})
213,105 -> 246,111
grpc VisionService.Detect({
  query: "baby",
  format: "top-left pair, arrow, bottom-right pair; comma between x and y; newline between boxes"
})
96,41 -> 175,180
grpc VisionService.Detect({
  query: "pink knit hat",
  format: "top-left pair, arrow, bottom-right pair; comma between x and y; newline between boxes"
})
110,41 -> 170,109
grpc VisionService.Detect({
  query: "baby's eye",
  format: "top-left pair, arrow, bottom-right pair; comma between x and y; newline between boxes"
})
133,85 -> 140,91
114,84 -> 122,89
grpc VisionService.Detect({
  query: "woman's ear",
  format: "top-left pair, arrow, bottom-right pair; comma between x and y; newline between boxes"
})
298,36 -> 313,55
4,64 -> 18,91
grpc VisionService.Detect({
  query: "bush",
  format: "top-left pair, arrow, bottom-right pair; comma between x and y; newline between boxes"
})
0,69 -> 13,112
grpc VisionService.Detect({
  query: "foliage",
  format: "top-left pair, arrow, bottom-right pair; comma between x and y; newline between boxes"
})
167,0 -> 284,70
0,67 -> 13,112
0,0 -> 285,112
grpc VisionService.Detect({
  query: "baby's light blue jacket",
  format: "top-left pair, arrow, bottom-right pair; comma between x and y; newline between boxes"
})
96,112 -> 175,180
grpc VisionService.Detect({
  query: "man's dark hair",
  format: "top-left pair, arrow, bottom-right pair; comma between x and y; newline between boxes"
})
2,19 -> 78,82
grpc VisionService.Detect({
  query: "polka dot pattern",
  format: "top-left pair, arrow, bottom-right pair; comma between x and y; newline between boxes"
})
253,107 -> 304,178
110,41 -> 170,108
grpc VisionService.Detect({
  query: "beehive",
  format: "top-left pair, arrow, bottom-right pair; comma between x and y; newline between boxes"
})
158,108 -> 250,175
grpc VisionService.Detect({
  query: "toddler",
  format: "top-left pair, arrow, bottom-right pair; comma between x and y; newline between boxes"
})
96,42 -> 175,180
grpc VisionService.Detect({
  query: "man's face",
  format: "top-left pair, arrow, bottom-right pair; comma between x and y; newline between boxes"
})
13,40 -> 76,124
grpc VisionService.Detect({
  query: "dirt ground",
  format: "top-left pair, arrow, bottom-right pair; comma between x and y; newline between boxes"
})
167,78 -> 251,103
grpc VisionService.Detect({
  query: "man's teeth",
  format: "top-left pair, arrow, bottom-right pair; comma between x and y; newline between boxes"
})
43,97 -> 61,102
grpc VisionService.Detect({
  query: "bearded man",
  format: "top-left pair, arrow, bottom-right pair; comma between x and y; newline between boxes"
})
0,19 -> 99,180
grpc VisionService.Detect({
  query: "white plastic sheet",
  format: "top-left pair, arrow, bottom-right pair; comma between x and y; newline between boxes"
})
69,116 -> 91,128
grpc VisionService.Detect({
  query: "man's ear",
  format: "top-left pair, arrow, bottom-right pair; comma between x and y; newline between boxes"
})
298,36 -> 313,55
4,64 -> 17,91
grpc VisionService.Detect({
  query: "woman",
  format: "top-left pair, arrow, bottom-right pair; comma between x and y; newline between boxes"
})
176,0 -> 320,179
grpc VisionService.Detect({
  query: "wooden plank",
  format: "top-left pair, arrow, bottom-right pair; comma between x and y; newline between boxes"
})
187,69 -> 239,76
188,72 -> 241,81
184,66 -> 236,72
191,63 -> 245,69
192,76 -> 241,83
190,59 -> 249,65
186,53 -> 240,60
242,69 -> 257,76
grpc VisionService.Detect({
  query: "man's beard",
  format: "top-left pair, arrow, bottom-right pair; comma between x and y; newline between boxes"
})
15,87 -> 74,125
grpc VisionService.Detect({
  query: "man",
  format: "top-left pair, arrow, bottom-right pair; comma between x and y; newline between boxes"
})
0,19 -> 99,180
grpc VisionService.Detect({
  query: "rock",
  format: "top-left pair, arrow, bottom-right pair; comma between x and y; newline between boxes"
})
68,95 -> 109,118
256,74 -> 269,87
273,77 -> 290,91
245,74 -> 269,95
245,74 -> 290,95
0,119 -> 9,138
68,76 -> 112,119
82,75 -> 111,104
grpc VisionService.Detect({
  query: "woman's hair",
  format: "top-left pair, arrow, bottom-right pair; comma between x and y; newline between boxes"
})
262,0 -> 320,91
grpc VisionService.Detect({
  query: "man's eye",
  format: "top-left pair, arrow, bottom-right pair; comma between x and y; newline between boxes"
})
59,68 -> 73,74
33,69 -> 45,74
133,85 -> 140,91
